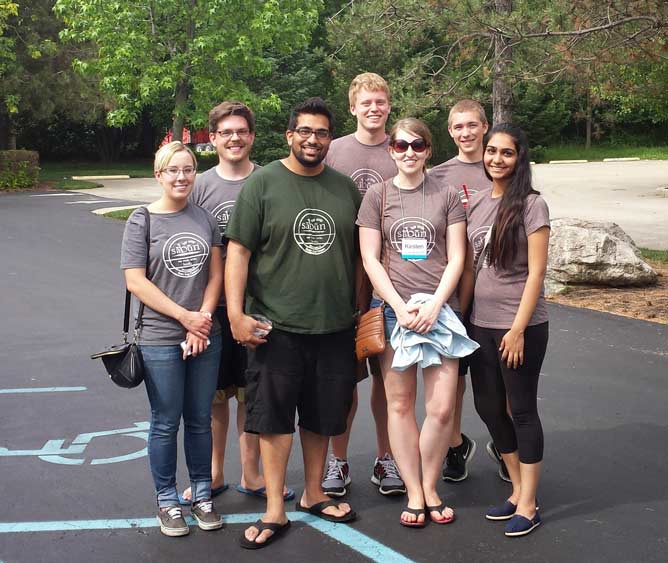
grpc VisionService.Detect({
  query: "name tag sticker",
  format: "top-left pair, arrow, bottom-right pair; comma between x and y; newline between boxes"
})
401,238 -> 428,260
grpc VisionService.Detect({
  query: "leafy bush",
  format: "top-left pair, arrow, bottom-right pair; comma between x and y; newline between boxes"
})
0,150 -> 40,189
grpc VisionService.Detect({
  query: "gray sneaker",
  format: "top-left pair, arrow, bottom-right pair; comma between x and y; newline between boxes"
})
192,499 -> 223,530
371,454 -> 406,496
486,441 -> 512,483
157,506 -> 190,537
322,456 -> 351,497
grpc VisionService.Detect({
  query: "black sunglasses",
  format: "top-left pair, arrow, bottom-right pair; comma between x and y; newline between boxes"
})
390,139 -> 429,153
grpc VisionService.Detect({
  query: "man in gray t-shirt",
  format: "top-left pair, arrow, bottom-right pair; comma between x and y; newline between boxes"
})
323,73 -> 405,499
181,101 -> 288,504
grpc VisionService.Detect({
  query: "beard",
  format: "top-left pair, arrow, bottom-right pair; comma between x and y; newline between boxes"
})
291,142 -> 328,168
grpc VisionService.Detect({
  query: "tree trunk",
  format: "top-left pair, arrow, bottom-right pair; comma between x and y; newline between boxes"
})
585,84 -> 592,151
492,0 -> 513,125
171,80 -> 189,143
7,113 -> 17,150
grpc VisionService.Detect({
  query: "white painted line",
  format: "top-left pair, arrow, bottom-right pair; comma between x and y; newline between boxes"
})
92,205 -> 140,216
548,159 -> 588,164
72,175 -> 131,180
603,157 -> 640,162
0,386 -> 87,394
65,200 -> 118,205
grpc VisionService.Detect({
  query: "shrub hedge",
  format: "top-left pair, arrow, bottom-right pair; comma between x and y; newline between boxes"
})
0,150 -> 40,190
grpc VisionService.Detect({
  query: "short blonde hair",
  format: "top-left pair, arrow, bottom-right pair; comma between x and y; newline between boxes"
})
154,141 -> 197,172
448,99 -> 488,127
348,72 -> 391,106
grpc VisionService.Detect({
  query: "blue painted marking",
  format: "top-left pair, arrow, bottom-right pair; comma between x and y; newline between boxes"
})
0,386 -> 87,394
0,512 -> 414,562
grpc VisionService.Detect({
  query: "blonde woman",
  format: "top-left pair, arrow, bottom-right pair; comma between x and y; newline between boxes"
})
121,142 -> 223,536
357,119 -> 469,527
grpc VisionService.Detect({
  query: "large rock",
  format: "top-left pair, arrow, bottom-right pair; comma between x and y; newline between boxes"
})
546,218 -> 658,292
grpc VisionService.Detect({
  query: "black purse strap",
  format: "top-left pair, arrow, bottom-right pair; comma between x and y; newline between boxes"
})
123,207 -> 151,342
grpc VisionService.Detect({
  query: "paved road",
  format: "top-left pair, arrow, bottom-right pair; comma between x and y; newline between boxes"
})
77,159 -> 668,249
1,191 -> 667,562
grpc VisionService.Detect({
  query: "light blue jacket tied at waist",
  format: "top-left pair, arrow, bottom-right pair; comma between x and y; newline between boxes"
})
390,293 -> 480,372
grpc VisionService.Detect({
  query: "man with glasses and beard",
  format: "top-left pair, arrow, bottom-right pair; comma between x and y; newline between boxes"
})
180,101 -> 294,506
225,98 -> 361,550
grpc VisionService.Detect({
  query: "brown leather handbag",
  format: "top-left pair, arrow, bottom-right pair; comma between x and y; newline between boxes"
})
355,182 -> 388,361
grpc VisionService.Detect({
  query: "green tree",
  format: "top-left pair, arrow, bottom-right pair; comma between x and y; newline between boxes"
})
327,0 -> 668,125
55,0 -> 323,141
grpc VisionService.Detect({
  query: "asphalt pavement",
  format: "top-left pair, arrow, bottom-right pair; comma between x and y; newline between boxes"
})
0,191 -> 667,563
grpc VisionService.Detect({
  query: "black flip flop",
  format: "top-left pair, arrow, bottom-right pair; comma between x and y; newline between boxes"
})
295,499 -> 357,523
400,506 -> 427,528
426,502 -> 455,525
239,519 -> 291,550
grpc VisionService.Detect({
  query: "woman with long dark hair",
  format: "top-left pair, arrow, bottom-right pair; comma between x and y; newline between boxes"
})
465,123 -> 550,537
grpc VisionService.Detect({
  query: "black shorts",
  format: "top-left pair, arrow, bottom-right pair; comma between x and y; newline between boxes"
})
216,306 -> 247,392
244,327 -> 356,436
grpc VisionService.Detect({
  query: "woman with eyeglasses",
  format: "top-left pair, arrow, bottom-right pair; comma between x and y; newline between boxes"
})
121,141 -> 224,537
465,124 -> 550,537
357,118 -> 468,527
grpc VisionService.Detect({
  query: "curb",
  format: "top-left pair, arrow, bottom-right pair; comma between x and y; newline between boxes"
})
92,205 -> 140,216
602,157 -> 641,162
72,175 -> 131,180
548,159 -> 588,164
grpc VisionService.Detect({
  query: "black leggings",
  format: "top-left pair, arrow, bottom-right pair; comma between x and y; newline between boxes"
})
469,322 -> 548,464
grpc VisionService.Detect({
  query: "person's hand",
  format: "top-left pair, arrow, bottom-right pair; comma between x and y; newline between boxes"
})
183,332 -> 209,359
396,302 -> 419,329
499,328 -> 525,369
229,313 -> 269,349
179,310 -> 212,340
411,299 -> 441,334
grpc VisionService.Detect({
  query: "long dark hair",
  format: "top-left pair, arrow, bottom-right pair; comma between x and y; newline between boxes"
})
484,123 -> 539,270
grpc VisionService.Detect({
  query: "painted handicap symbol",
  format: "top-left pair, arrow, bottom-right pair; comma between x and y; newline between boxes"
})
0,422 -> 149,466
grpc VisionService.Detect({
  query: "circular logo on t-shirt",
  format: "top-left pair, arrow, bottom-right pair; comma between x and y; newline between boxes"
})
389,217 -> 436,257
351,168 -> 384,196
162,232 -> 210,278
470,225 -> 491,267
211,201 -> 235,235
293,209 -> 336,256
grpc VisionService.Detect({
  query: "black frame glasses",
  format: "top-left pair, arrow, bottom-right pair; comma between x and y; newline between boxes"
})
292,127 -> 331,139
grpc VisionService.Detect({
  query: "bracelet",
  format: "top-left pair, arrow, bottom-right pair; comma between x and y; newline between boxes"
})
200,311 -> 212,320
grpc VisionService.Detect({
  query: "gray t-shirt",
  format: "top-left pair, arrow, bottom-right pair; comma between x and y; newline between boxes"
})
325,133 -> 397,196
190,164 -> 259,305
466,189 -> 550,329
357,175 -> 466,310
429,157 -> 491,207
121,204 -> 223,345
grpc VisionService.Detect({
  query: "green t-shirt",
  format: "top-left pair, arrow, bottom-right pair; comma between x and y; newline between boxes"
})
225,160 -> 362,334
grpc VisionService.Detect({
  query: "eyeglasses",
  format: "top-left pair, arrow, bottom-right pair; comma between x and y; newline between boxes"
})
215,128 -> 251,139
292,127 -> 331,139
390,139 -> 429,153
161,166 -> 197,177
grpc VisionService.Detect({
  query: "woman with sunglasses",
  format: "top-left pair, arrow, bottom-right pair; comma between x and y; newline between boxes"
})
357,118 -> 468,527
121,141 -> 224,537
465,124 -> 550,537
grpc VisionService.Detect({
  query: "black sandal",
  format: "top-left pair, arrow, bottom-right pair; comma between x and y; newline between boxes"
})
426,502 -> 455,524
239,519 -> 291,550
400,506 -> 427,528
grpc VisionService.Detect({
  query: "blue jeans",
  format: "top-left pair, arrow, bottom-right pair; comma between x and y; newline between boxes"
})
141,334 -> 221,508
370,297 -> 397,340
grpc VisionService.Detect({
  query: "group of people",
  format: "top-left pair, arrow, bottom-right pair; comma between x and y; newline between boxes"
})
120,72 -> 550,548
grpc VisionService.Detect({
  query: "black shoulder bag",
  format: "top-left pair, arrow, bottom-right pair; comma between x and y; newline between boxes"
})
91,207 -> 151,388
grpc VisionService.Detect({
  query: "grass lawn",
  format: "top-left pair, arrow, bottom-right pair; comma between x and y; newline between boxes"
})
543,145 -> 668,162
640,248 -> 668,264
102,208 -> 137,221
40,159 -> 153,189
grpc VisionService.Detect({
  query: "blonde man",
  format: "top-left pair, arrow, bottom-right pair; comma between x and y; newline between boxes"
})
323,73 -> 405,498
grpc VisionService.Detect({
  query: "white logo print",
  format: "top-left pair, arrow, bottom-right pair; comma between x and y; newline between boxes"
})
351,168 -> 384,195
162,232 -> 210,278
211,200 -> 235,235
470,225 -> 491,268
293,209 -> 336,255
389,217 -> 436,256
